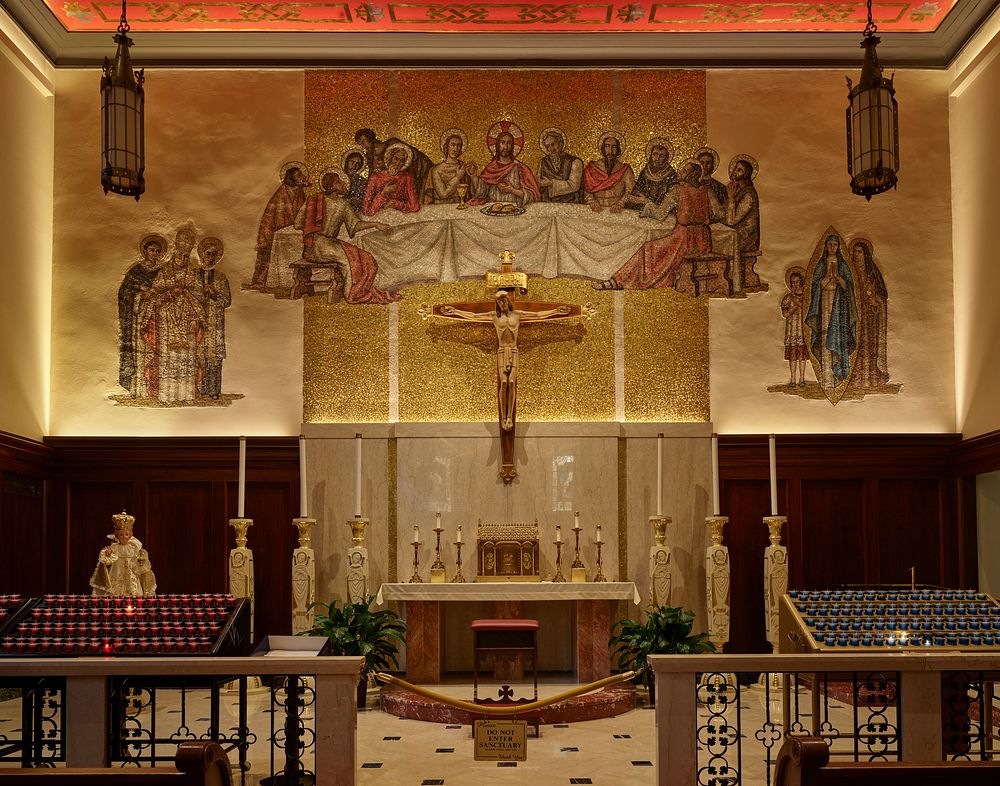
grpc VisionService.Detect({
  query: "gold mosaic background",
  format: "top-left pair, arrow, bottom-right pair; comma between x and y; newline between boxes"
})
303,297 -> 390,422
623,288 -> 711,422
303,69 -> 708,423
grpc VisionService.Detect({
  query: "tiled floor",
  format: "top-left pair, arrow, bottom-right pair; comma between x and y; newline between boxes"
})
357,682 -> 659,786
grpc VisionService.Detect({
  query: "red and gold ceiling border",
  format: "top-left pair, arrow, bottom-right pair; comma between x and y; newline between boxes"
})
46,0 -> 959,33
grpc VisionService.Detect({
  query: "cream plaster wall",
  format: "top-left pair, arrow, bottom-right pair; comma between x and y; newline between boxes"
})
0,36 -> 53,440
950,32 -> 1000,439
49,69 -> 305,436
707,69 -> 956,434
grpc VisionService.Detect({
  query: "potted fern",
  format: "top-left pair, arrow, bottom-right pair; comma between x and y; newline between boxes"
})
305,595 -> 406,708
609,604 -> 715,706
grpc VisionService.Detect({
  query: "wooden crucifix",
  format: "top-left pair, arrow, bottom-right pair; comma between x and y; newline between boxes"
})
429,250 -> 582,482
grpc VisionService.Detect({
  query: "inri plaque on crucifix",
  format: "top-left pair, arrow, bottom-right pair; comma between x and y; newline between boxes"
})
425,251 -> 584,482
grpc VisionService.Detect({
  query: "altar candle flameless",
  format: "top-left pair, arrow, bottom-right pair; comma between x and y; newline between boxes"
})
354,433 -> 362,518
238,436 -> 246,518
657,433 -> 664,516
555,525 -> 562,544
769,435 -> 778,516
595,524 -> 603,544
413,525 -> 420,544
711,434 -> 720,517
299,435 -> 308,518
456,525 -> 463,544
574,511 -> 581,531
435,512 -> 443,532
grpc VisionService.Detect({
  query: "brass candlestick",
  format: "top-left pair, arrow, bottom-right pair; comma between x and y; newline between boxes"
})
409,539 -> 423,583
430,523 -> 446,583
570,522 -> 587,583
593,540 -> 607,582
551,539 -> 566,582
453,540 -> 466,583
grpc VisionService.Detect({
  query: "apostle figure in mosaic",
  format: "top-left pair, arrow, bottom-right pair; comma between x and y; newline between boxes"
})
468,121 -> 540,208
593,159 -> 716,291
342,150 -> 368,213
694,147 -> 728,210
849,238 -> 890,389
361,143 -> 421,216
354,128 -> 433,197
295,168 -> 400,304
583,132 -> 635,213
625,138 -> 677,211
139,224 -> 206,403
725,155 -> 760,255
427,128 -> 476,204
196,237 -> 231,400
118,234 -> 166,396
805,234 -> 858,390
90,511 -> 157,596
536,127 -> 583,203
251,162 -> 309,290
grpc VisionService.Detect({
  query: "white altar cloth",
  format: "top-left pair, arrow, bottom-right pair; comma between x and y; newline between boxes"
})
376,580 -> 640,605
270,203 -> 736,292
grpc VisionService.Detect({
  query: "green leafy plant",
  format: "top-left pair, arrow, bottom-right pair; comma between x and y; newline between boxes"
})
305,595 -> 407,681
609,605 -> 715,688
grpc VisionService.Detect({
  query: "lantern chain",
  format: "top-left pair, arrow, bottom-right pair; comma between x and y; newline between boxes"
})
863,0 -> 877,38
117,0 -> 130,35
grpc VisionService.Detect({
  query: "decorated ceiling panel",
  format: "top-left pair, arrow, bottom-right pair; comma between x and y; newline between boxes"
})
49,0 -> 959,33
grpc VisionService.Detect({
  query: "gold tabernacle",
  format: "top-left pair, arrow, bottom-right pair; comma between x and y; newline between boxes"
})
476,520 -> 540,582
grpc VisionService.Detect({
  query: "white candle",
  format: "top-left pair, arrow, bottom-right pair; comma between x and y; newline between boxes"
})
555,525 -> 562,544
711,434 -> 720,517
354,433 -> 362,518
238,436 -> 246,518
413,525 -> 420,544
595,525 -> 603,544
573,511 -> 581,531
456,525 -> 463,544
769,434 -> 778,516
434,512 -> 443,532
299,435 -> 308,518
656,433 -> 663,516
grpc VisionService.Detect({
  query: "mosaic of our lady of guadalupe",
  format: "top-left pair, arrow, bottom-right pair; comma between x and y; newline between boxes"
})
243,71 -> 766,305
769,227 -> 900,405
112,223 -> 241,408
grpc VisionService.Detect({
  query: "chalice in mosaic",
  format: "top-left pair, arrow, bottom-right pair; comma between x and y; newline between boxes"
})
456,182 -> 469,210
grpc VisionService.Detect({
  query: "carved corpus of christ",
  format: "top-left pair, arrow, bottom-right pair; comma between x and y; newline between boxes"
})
428,251 -> 582,482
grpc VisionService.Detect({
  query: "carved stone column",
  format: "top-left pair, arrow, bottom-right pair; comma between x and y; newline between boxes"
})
763,515 -> 789,653
705,516 -> 730,653
648,515 -> 672,609
228,518 -> 255,641
346,517 -> 370,604
291,517 -> 316,634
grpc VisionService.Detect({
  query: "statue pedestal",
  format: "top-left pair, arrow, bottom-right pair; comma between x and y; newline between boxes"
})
347,517 -> 370,604
291,518 -> 316,634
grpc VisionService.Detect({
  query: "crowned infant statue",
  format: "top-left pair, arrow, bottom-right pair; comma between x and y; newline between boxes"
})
89,510 -> 158,596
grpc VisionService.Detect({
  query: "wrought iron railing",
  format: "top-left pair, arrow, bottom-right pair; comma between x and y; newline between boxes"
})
0,657 -> 361,786
651,653 -> 1000,786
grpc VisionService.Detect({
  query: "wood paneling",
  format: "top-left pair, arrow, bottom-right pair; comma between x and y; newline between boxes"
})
66,481 -> 135,594
42,437 -> 300,645
0,431 -> 52,594
718,434 -> 967,653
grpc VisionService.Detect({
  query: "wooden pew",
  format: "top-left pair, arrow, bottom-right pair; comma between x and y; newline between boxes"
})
0,742 -> 231,786
774,736 -> 1000,785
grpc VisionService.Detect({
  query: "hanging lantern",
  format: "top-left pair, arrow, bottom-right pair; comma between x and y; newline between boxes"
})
846,0 -> 899,201
101,0 -> 144,200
